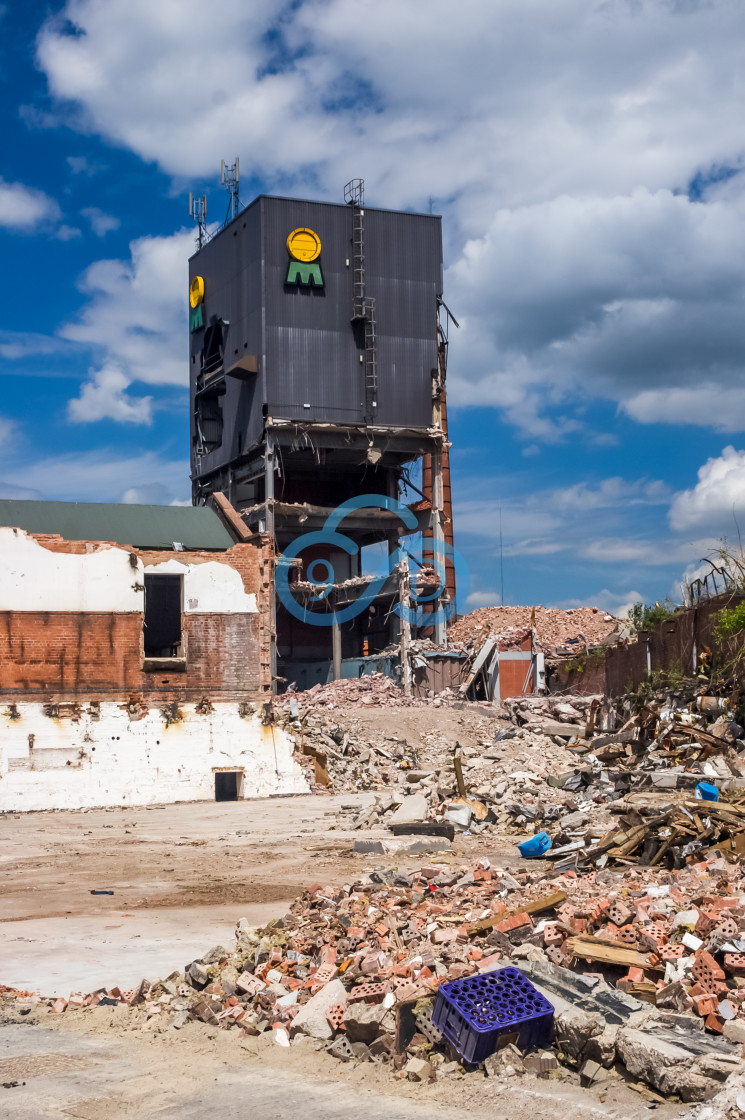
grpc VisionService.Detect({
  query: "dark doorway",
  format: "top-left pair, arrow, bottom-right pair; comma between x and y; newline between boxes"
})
215,772 -> 239,801
144,573 -> 183,657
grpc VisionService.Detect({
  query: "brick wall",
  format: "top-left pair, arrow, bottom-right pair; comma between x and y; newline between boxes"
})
0,534 -> 275,703
548,593 -> 745,696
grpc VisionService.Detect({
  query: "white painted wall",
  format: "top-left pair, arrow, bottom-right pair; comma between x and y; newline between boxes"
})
0,529 -> 257,614
0,702 -> 308,812
147,558 -> 257,614
0,528 -> 143,612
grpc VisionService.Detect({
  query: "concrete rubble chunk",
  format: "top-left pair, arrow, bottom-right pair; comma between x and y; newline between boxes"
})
404,1056 -> 432,1081
187,961 -> 209,988
344,1002 -> 393,1044
290,978 -> 347,1041
554,1006 -> 606,1064
616,1027 -> 741,1103
387,794 -> 429,827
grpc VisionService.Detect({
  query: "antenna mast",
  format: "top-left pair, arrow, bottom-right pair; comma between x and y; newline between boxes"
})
188,192 -> 208,249
221,157 -> 241,223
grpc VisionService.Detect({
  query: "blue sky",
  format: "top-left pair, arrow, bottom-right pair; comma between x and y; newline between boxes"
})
2,0 -> 745,616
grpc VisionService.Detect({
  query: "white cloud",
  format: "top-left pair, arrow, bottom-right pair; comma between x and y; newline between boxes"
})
0,415 -> 15,445
0,331 -> 70,360
66,155 -> 101,176
122,482 -> 178,504
0,448 -> 190,504
35,0 -> 745,439
669,446 -> 745,533
557,589 -> 646,619
54,223 -> 82,241
81,206 -> 120,236
60,229 -> 193,422
579,537 -> 712,566
0,178 -> 60,229
68,365 -> 153,424
36,0 -> 745,206
464,589 -> 501,609
455,473 -> 671,558
447,188 -> 745,436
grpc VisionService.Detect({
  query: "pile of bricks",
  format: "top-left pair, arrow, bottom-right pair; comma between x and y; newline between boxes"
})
22,850 -> 745,1095
447,605 -> 620,655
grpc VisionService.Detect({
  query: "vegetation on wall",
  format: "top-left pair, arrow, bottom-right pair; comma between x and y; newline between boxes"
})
628,599 -> 677,633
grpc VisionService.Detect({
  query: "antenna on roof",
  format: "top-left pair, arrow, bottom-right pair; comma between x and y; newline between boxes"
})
188,192 -> 208,250
221,158 -> 241,224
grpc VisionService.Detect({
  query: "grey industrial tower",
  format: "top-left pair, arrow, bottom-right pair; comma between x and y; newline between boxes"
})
188,181 -> 454,690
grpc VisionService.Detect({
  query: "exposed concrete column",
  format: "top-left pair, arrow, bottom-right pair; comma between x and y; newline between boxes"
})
265,432 -> 275,538
332,620 -> 342,681
398,557 -> 413,697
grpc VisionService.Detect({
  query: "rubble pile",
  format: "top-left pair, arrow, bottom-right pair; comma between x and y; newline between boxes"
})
21,852 -> 745,1102
277,673 -> 425,711
516,689 -> 745,873
448,605 -> 622,656
341,724 -> 605,840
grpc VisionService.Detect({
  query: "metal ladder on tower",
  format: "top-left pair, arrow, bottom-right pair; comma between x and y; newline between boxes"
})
345,179 -> 377,424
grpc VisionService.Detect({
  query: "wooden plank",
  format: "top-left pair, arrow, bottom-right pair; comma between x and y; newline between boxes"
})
467,890 -> 567,935
388,821 -> 455,840
566,935 -> 655,970
453,754 -> 467,798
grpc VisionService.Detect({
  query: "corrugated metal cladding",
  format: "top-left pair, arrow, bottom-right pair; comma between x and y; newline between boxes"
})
189,194 -> 442,478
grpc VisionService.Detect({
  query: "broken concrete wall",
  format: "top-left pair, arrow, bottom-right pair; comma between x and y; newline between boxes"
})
0,527 -> 300,810
0,528 -> 273,700
0,700 -> 308,811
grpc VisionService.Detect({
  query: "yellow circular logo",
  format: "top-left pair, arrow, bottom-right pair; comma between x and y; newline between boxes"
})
287,228 -> 321,262
189,276 -> 205,308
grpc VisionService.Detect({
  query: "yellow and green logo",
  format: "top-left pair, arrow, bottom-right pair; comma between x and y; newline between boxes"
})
189,275 -> 205,331
285,228 -> 324,287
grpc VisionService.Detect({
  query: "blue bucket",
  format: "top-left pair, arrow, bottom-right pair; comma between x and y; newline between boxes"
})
695,781 -> 719,802
518,831 -> 552,858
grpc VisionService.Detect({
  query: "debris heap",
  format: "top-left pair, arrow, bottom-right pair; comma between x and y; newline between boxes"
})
448,605 -> 621,656
19,851 -> 745,1103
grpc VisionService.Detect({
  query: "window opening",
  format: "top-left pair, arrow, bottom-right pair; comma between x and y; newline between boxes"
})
202,320 -> 224,380
195,393 -> 224,455
144,573 -> 183,657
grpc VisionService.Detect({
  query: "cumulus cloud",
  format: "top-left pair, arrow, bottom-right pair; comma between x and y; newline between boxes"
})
36,0 -> 745,206
0,177 -> 60,229
669,446 -> 745,533
81,206 -> 120,236
447,188 -> 745,436
34,0 -> 745,439
60,229 -> 193,422
68,365 -> 153,424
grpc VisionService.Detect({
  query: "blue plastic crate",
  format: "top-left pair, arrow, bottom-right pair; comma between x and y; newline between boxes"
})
432,966 -> 554,1064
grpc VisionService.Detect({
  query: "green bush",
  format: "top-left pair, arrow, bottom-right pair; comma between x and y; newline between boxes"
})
713,602 -> 745,643
629,599 -> 677,633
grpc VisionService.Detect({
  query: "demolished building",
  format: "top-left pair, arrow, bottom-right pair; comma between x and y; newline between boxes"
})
0,497 -> 308,812
187,183 -> 456,689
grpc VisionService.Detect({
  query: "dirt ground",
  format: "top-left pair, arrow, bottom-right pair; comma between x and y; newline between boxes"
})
0,703 -> 694,1119
0,997 -> 689,1120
